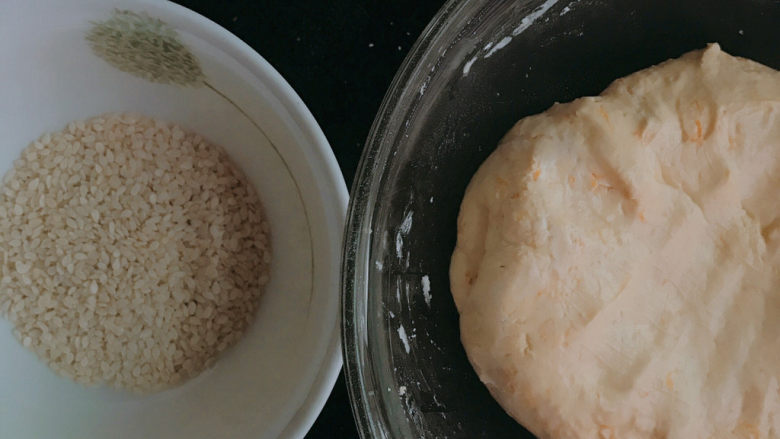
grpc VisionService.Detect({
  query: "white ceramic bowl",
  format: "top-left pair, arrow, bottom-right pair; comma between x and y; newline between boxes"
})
0,1 -> 347,438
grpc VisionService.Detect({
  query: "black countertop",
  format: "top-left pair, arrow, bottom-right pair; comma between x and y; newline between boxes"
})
171,1 -> 447,437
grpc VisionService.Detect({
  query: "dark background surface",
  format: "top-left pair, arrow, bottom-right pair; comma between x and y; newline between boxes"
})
171,1 -> 448,437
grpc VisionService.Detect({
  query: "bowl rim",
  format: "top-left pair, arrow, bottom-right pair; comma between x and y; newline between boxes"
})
340,0 -> 485,437
109,0 -> 350,436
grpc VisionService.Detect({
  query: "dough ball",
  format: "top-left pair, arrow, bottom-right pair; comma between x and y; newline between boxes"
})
450,44 -> 780,439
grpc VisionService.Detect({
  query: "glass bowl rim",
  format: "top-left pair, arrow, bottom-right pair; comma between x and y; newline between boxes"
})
340,0 -> 495,436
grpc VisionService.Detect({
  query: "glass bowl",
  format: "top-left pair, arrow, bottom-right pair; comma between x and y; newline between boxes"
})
342,0 -> 779,437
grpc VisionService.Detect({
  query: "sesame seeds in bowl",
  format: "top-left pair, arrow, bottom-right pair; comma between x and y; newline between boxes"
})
0,113 -> 272,394
0,1 -> 347,438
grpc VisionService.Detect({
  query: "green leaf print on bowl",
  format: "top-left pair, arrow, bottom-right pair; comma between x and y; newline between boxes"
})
86,9 -> 257,127
86,9 -> 204,86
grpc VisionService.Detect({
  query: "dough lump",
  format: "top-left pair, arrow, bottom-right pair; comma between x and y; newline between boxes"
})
450,44 -> 780,439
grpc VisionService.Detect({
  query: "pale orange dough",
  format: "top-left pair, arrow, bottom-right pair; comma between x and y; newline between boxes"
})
450,44 -> 780,439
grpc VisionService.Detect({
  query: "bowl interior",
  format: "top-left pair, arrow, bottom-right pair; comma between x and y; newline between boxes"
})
0,1 -> 346,438
345,0 -> 780,437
